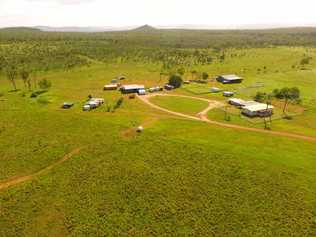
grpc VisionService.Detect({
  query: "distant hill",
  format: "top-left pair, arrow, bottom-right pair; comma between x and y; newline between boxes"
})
0,27 -> 41,32
34,26 -> 135,32
131,25 -> 157,32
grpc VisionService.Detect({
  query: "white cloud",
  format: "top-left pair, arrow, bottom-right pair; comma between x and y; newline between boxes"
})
0,0 -> 316,28
26,0 -> 95,4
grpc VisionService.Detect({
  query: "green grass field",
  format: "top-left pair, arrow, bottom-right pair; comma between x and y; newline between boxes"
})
1,44 -> 316,236
149,95 -> 209,116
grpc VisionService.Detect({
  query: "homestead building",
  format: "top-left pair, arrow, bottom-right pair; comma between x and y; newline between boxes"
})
242,104 -> 274,117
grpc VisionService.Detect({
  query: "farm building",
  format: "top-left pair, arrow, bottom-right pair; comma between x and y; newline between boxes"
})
228,98 -> 257,107
242,104 -> 274,117
216,75 -> 243,84
104,84 -> 118,90
121,85 -> 145,94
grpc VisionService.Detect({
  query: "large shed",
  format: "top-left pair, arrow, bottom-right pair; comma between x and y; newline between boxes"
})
121,85 -> 145,94
216,75 -> 243,84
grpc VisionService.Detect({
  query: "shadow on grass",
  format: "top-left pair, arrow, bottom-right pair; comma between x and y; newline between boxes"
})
8,89 -> 21,93
30,90 -> 48,98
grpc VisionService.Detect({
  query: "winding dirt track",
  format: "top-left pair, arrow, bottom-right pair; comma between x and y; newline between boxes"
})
138,93 -> 316,142
0,148 -> 82,191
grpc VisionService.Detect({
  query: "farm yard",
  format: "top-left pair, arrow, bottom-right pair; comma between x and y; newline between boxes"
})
1,27 -> 316,236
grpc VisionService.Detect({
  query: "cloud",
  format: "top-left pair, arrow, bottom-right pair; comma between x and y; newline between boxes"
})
27,0 -> 94,5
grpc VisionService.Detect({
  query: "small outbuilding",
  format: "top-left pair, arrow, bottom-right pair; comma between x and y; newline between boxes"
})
121,85 -> 145,94
216,75 -> 243,84
104,84 -> 118,91
149,86 -> 163,93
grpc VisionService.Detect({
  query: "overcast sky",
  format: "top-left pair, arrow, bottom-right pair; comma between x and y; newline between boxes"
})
1,0 -> 316,28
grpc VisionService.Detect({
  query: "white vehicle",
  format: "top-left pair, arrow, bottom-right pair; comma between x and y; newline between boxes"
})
82,104 -> 91,111
87,101 -> 99,108
137,89 -> 147,95
90,98 -> 104,106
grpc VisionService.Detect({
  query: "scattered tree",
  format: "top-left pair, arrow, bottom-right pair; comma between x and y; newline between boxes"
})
177,68 -> 185,76
254,91 -> 273,129
20,68 -> 31,90
300,57 -> 312,66
168,74 -> 183,88
191,70 -> 198,80
5,66 -> 18,91
273,87 -> 300,114
254,92 -> 267,103
201,72 -> 209,80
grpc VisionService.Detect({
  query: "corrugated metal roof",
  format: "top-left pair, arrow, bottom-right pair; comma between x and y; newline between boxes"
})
121,84 -> 145,90
104,84 -> 118,88
221,74 -> 242,80
243,103 -> 274,112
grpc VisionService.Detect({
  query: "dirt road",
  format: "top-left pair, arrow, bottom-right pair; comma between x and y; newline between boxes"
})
0,148 -> 83,191
138,93 -> 316,142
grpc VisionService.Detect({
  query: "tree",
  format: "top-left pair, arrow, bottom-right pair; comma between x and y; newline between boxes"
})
20,68 -> 31,90
168,74 -> 183,88
177,68 -> 185,76
254,91 -> 273,129
191,70 -> 198,80
273,87 -> 300,114
38,78 -> 52,90
254,92 -> 267,103
5,66 -> 18,91
300,57 -> 312,66
201,72 -> 209,80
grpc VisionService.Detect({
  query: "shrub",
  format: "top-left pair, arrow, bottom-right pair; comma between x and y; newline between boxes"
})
254,92 -> 267,102
38,79 -> 52,90
113,97 -> 124,110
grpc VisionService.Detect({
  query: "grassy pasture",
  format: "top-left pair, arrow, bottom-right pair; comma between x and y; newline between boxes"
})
149,95 -> 209,116
1,44 -> 316,236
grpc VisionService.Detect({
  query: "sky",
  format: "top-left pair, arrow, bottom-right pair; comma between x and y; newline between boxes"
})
0,0 -> 316,28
